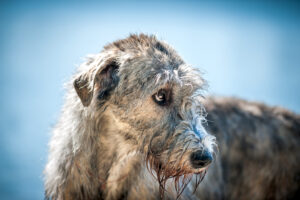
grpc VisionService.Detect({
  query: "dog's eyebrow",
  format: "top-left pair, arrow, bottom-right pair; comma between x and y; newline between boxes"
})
153,69 -> 182,86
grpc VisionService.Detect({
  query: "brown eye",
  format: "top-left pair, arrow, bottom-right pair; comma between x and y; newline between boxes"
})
152,89 -> 169,106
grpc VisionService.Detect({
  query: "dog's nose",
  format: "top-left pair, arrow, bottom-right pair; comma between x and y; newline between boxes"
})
190,149 -> 213,169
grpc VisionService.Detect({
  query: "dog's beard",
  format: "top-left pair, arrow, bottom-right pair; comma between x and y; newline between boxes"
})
145,153 -> 207,200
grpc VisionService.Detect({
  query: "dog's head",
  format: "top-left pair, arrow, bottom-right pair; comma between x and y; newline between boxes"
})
73,34 -> 217,196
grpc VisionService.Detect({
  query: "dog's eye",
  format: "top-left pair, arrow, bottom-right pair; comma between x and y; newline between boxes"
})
152,89 -> 168,106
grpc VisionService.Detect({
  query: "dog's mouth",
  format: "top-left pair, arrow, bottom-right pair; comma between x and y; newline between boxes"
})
193,166 -> 208,174
146,153 -> 209,199
164,167 -> 208,199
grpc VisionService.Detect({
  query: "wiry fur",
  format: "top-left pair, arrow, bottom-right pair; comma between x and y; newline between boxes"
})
45,34 -> 215,200
196,97 -> 300,200
44,34 -> 300,200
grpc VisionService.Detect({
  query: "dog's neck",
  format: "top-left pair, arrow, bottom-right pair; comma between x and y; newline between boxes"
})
93,108 -> 161,199
65,105 -> 176,200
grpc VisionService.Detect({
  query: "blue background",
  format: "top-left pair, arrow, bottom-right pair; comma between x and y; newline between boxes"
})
0,0 -> 299,199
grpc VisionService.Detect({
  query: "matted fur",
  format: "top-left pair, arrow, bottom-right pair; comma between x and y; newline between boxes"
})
196,97 -> 300,200
44,34 -> 300,200
44,34 -> 216,200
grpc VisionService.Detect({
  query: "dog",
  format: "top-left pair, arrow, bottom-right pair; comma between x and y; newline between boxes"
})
44,34 -> 300,200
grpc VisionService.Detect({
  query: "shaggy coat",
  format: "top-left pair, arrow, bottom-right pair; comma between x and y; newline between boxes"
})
197,97 -> 300,200
44,34 -> 300,200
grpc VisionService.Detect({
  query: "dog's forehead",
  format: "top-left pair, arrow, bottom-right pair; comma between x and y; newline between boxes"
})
130,61 -> 205,98
107,34 -> 206,97
154,65 -> 205,94
123,60 -> 204,98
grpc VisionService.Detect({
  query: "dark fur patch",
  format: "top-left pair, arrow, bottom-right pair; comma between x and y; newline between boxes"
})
154,42 -> 169,55
97,61 -> 120,101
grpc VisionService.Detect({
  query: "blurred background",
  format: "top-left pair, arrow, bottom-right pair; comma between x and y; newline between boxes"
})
0,0 -> 299,199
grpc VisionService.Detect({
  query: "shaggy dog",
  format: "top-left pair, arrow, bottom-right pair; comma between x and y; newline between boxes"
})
45,34 -> 300,200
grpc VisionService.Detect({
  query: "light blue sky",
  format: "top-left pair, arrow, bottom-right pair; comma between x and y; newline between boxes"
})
0,0 -> 299,199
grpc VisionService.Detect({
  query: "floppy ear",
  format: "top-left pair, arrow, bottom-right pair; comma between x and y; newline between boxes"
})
73,59 -> 119,107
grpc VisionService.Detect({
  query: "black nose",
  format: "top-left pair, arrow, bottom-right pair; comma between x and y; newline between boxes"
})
190,150 -> 213,168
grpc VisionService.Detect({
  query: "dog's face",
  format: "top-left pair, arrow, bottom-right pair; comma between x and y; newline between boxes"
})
73,34 -> 216,193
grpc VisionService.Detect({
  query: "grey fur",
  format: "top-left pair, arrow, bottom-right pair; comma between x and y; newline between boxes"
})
196,97 -> 300,200
44,34 -> 300,200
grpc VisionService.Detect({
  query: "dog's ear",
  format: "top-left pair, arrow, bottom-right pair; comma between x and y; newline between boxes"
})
74,59 -> 119,107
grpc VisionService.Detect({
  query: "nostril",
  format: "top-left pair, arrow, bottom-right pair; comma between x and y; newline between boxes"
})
190,150 -> 213,169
